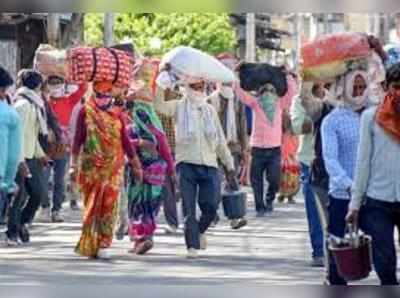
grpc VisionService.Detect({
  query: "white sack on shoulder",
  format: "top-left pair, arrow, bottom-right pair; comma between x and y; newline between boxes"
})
159,46 -> 236,84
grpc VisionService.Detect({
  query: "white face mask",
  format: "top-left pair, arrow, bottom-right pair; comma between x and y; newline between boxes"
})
185,86 -> 205,102
366,83 -> 385,106
66,84 -> 79,95
49,84 -> 65,98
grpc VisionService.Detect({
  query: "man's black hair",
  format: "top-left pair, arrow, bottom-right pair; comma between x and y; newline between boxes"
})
386,62 -> 400,86
0,65 -> 14,89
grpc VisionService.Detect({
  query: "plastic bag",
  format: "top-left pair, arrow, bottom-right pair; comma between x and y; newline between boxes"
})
158,46 -> 236,86
34,44 -> 67,78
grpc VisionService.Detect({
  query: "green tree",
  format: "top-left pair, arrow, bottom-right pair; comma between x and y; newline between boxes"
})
84,13 -> 237,56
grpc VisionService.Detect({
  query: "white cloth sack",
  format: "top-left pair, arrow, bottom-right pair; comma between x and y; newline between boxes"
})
158,46 -> 236,87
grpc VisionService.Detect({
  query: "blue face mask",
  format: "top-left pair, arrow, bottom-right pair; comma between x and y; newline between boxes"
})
260,91 -> 279,122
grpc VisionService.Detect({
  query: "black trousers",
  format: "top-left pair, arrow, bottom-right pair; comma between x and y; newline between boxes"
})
7,159 -> 46,238
250,147 -> 281,212
362,199 -> 400,285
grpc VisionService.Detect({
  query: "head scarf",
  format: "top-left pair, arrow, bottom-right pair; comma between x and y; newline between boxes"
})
331,70 -> 368,111
376,90 -> 400,143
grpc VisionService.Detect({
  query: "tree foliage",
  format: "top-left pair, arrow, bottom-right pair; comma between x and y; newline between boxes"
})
84,13 -> 237,56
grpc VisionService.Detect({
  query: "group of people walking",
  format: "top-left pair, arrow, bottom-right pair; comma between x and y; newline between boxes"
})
0,38 -> 399,286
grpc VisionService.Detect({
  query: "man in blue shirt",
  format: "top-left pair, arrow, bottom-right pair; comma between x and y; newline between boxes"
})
0,66 -> 21,225
321,70 -> 368,285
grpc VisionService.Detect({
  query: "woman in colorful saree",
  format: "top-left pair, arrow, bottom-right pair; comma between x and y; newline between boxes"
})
71,81 -> 142,260
126,101 -> 175,255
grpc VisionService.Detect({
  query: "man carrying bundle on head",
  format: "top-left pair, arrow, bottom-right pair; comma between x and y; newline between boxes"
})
235,63 -> 296,217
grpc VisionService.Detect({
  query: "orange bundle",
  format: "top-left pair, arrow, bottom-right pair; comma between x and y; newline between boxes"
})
67,47 -> 134,88
301,33 -> 371,81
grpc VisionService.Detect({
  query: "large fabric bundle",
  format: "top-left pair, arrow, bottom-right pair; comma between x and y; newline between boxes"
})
158,46 -> 235,86
34,44 -> 68,78
238,63 -> 288,97
301,33 -> 371,81
67,47 -> 134,87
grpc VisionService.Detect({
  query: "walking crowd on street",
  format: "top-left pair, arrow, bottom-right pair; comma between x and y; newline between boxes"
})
0,31 -> 399,286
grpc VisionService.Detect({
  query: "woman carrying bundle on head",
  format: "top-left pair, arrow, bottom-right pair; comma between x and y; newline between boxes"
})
71,81 -> 142,260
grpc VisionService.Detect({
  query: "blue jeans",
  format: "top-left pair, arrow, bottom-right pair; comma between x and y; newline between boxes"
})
43,153 -> 69,212
178,163 -> 219,249
362,198 -> 399,285
300,163 -> 324,258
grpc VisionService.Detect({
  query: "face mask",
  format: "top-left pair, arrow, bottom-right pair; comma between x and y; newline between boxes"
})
95,93 -> 113,110
185,86 -> 205,102
366,84 -> 385,106
346,94 -> 367,111
49,84 -> 65,98
260,92 -> 279,122
66,84 -> 79,95
388,89 -> 400,114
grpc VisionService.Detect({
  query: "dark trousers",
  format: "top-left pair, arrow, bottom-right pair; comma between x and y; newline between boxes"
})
0,189 -> 8,224
178,163 -> 219,249
250,147 -> 281,212
7,159 -> 46,238
42,153 -> 69,212
327,196 -> 350,285
161,175 -> 179,228
362,198 -> 400,285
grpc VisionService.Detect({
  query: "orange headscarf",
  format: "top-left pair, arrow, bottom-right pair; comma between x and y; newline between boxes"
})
93,81 -> 113,94
376,92 -> 400,143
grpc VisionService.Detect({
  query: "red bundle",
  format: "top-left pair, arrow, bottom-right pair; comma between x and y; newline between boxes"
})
67,47 -> 134,88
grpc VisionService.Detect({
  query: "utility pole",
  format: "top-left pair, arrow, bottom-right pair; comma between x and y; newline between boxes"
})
47,13 -> 60,47
294,13 -> 303,74
245,13 -> 256,62
103,13 -> 115,47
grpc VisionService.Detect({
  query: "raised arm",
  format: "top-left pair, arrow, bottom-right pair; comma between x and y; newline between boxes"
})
233,82 -> 258,109
154,87 -> 179,117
